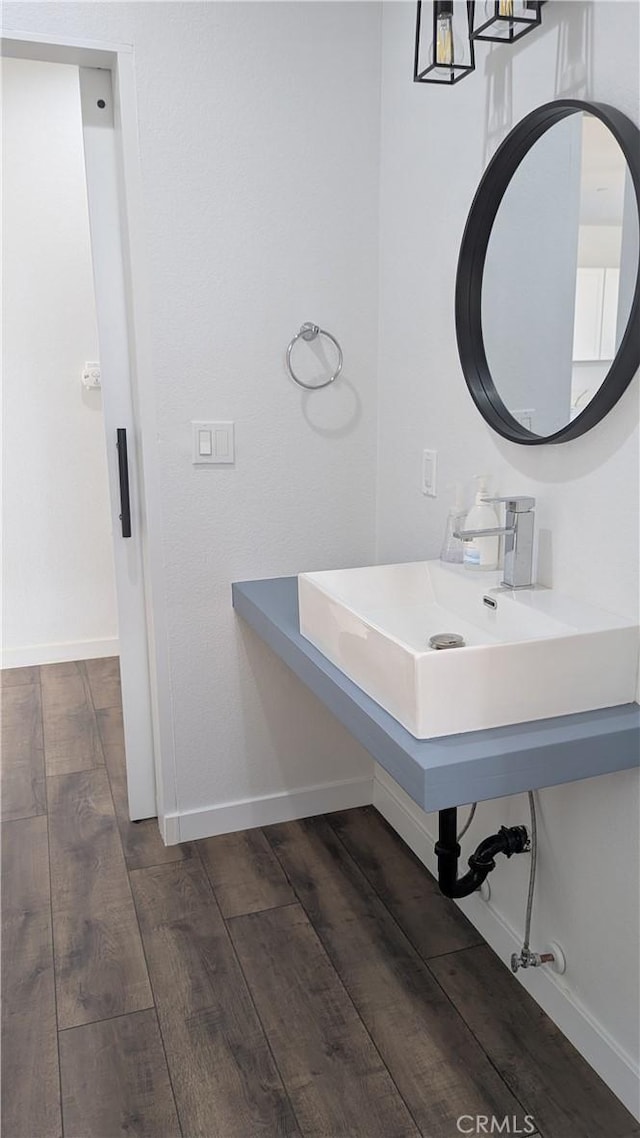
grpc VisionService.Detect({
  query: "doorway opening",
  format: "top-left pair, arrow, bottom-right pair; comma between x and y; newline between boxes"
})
2,52 -> 158,821
3,57 -> 117,668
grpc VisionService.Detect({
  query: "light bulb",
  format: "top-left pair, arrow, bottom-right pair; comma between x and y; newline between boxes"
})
499,0 -> 514,15
436,10 -> 454,64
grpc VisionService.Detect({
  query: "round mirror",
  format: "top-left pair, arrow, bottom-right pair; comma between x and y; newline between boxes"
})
456,101 -> 640,444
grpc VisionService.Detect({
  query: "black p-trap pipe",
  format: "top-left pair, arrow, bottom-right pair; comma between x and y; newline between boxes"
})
436,807 -> 529,899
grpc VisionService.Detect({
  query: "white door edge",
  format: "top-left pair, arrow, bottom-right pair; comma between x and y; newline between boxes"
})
79,67 -> 156,820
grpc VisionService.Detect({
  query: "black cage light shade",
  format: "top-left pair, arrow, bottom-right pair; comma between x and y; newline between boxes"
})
414,1 -> 475,85
472,0 -> 544,43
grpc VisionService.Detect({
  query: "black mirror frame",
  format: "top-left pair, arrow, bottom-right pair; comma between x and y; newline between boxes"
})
455,99 -> 640,445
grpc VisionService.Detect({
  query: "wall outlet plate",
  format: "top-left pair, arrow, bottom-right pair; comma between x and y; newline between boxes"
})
81,361 -> 101,389
422,449 -> 437,496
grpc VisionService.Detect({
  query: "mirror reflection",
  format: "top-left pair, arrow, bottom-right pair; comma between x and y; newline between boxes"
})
481,112 -> 639,437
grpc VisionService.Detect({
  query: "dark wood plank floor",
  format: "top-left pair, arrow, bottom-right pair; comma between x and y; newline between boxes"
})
2,660 -> 638,1138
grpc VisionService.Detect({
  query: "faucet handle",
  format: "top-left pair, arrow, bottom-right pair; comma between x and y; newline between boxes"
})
482,495 -> 535,512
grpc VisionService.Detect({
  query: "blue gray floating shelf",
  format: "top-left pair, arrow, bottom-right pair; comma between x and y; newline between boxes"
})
232,576 -> 640,813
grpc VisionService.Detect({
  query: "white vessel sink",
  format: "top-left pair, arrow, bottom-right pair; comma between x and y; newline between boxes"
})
298,561 -> 638,738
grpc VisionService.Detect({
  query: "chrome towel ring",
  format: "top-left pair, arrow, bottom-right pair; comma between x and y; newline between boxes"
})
286,322 -> 343,390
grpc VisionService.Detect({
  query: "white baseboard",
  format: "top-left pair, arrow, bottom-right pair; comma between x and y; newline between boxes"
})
164,774 -> 374,844
373,766 -> 640,1121
1,637 -> 119,669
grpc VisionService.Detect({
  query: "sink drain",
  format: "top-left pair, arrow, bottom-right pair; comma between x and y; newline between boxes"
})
429,632 -> 466,650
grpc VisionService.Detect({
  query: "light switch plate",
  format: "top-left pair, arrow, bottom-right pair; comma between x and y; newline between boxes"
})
192,421 -> 235,464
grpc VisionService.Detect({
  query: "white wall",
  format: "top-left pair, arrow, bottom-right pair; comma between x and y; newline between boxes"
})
1,2 -> 381,815
2,56 -> 118,665
377,0 -> 639,1105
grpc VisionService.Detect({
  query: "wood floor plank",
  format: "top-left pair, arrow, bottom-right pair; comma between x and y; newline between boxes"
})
48,768 -> 152,1029
41,662 -> 103,776
199,827 -> 295,918
1,664 -> 40,687
104,741 -> 192,870
96,704 -> 124,750
98,709 -> 188,871
82,656 -> 121,710
1,679 -> 44,749
430,945 -> 640,1138
59,1009 -> 180,1138
265,817 -> 527,1138
330,806 -> 483,958
1,681 -> 46,821
1,816 -> 61,1138
130,859 -> 300,1138
229,902 -> 420,1138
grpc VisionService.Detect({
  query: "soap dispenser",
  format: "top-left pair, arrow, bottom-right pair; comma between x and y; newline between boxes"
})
463,476 -> 500,571
440,484 -> 466,564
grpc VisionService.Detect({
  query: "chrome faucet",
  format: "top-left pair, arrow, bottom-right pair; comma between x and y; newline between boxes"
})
454,496 -> 536,589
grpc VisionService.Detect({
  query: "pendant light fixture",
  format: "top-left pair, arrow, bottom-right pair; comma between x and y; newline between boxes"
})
414,0 -> 545,87
414,1 -> 475,85
472,0 -> 544,44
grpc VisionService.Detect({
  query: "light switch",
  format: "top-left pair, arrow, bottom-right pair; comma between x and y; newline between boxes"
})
198,429 -> 212,456
192,421 -> 235,465
214,428 -> 229,458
